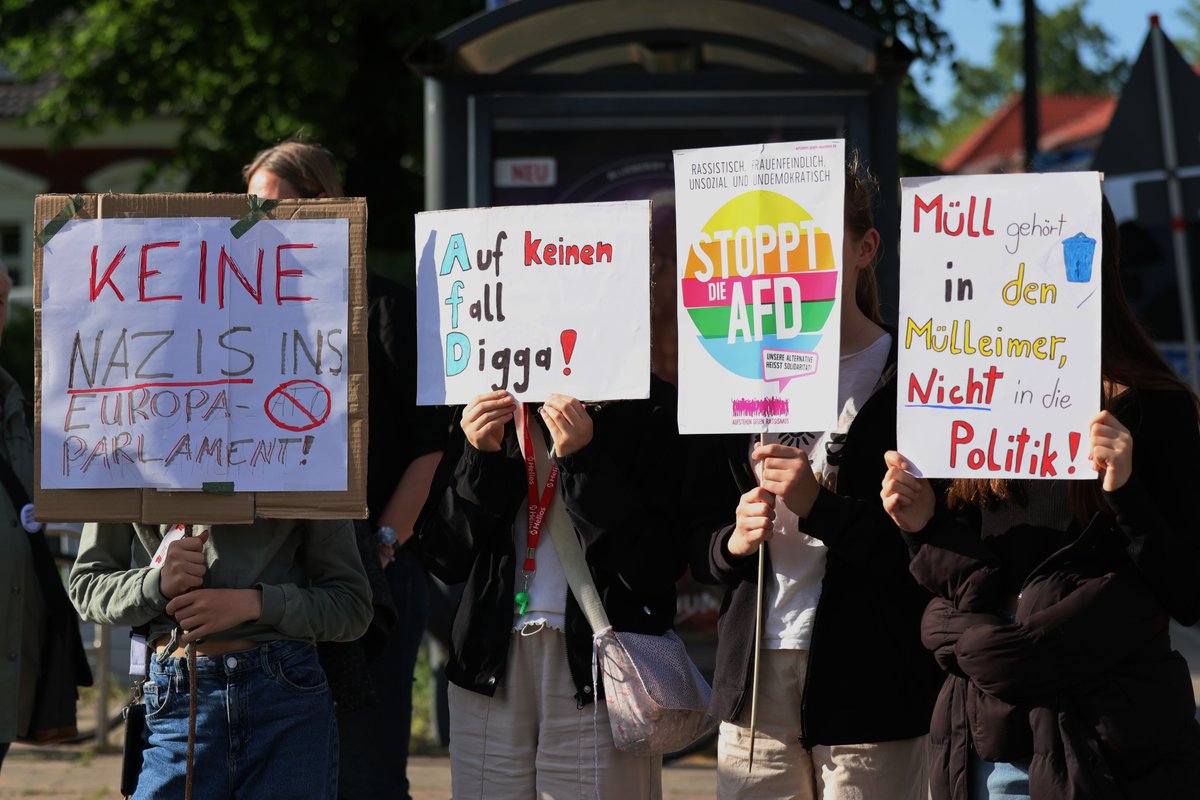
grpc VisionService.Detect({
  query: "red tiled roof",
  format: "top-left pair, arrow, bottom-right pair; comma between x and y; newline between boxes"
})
941,94 -> 1115,174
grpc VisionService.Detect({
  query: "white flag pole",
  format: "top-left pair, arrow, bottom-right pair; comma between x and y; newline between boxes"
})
747,430 -> 767,773
1150,15 -> 1199,389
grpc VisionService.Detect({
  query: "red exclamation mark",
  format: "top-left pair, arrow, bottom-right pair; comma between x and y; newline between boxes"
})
560,330 -> 577,375
301,435 -> 314,465
1067,432 -> 1080,474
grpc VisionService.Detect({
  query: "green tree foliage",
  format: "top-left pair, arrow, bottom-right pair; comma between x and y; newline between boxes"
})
1180,0 -> 1200,64
914,0 -> 1129,165
0,0 -> 971,228
0,0 -> 484,255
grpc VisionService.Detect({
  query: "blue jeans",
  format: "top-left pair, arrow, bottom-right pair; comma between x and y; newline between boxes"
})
136,640 -> 336,800
971,751 -> 1031,800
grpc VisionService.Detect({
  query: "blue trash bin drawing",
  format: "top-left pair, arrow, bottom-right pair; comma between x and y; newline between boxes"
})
1062,232 -> 1096,283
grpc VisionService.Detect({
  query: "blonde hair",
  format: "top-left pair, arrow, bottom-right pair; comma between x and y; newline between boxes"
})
243,141 -> 344,197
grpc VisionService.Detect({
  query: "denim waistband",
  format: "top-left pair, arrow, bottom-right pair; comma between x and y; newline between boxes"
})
149,639 -> 314,679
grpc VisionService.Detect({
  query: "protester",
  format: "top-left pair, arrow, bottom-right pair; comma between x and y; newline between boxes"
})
881,199 -> 1200,799
685,153 -> 941,799
69,519 -> 371,798
412,378 -> 684,796
245,140 -> 450,800
0,267 -> 40,771
0,265 -> 92,771
66,145 -> 376,797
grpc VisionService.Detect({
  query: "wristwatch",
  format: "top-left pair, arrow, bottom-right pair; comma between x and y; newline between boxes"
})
377,525 -> 400,552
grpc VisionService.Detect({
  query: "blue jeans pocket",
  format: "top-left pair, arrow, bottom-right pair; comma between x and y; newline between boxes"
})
274,649 -> 330,695
142,673 -> 173,719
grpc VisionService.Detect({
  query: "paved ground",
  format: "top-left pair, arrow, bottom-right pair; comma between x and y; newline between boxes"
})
0,750 -> 718,799
5,623 -> 1200,799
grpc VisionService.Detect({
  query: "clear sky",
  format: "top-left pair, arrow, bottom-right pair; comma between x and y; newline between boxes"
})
915,0 -> 1196,111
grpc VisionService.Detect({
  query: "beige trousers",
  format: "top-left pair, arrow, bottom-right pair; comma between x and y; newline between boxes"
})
448,623 -> 662,800
718,649 -> 929,800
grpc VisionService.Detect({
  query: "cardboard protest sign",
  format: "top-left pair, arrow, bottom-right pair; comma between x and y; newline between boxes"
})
897,172 -> 1102,478
414,201 -> 650,404
34,194 -> 368,523
673,139 -> 845,434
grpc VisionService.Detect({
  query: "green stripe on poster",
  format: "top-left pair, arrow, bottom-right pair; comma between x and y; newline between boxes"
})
686,300 -> 834,339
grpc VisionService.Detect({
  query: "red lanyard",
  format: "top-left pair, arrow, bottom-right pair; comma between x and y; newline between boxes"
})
516,405 -> 558,615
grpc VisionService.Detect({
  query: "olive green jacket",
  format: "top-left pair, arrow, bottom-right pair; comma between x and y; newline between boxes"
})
70,518 -> 373,647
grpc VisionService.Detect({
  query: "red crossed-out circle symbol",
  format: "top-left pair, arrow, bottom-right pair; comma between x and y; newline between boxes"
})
264,379 -> 332,432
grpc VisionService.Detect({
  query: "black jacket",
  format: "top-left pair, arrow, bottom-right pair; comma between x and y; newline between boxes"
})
685,341 -> 942,747
908,387 -> 1200,800
412,377 -> 685,705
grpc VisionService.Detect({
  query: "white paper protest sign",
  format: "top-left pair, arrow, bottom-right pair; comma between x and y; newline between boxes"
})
414,201 -> 650,404
40,217 -> 349,491
673,139 -> 845,434
897,172 -> 1103,479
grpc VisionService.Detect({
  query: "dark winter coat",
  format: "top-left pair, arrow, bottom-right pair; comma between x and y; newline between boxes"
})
412,377 -> 685,706
908,387 -> 1200,800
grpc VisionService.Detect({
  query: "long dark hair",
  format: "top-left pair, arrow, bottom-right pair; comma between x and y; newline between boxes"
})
846,150 -> 884,326
947,197 -> 1199,520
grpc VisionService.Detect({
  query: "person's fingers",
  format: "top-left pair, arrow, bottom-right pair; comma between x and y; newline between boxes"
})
464,393 -> 514,421
883,450 -> 912,471
744,486 -> 776,505
886,467 -> 924,495
562,397 -> 587,425
882,479 -> 917,503
539,407 -> 565,441
470,390 -> 513,408
1089,424 -> 1124,442
173,536 -> 205,553
752,443 -> 804,462
165,592 -> 198,615
182,625 -> 214,646
177,609 -> 203,629
466,406 -> 515,427
176,561 -> 206,578
762,461 -> 808,482
545,394 -> 582,414
475,419 -> 504,442
1089,409 -> 1123,430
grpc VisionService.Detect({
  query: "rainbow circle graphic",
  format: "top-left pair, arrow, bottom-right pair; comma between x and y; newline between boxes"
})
681,190 -> 838,379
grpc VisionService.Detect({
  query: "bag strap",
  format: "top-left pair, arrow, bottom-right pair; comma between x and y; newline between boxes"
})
546,516 -> 611,634
536,450 -> 611,634
515,406 -> 612,634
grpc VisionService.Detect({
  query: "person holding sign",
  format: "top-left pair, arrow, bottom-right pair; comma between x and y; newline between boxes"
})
246,140 -> 452,800
881,202 -> 1200,800
685,154 -> 941,800
411,379 -> 683,798
69,520 -> 373,799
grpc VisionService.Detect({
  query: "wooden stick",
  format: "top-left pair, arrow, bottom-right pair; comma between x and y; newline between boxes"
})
747,431 -> 767,773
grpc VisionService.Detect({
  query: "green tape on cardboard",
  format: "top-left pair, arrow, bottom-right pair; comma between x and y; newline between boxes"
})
230,196 -> 280,239
202,481 -> 235,495
34,195 -> 85,247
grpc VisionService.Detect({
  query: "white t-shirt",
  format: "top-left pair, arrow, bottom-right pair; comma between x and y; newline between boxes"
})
512,408 -> 568,631
758,333 -> 892,650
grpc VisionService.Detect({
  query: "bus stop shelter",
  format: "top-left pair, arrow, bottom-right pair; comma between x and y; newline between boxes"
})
410,0 -> 914,311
